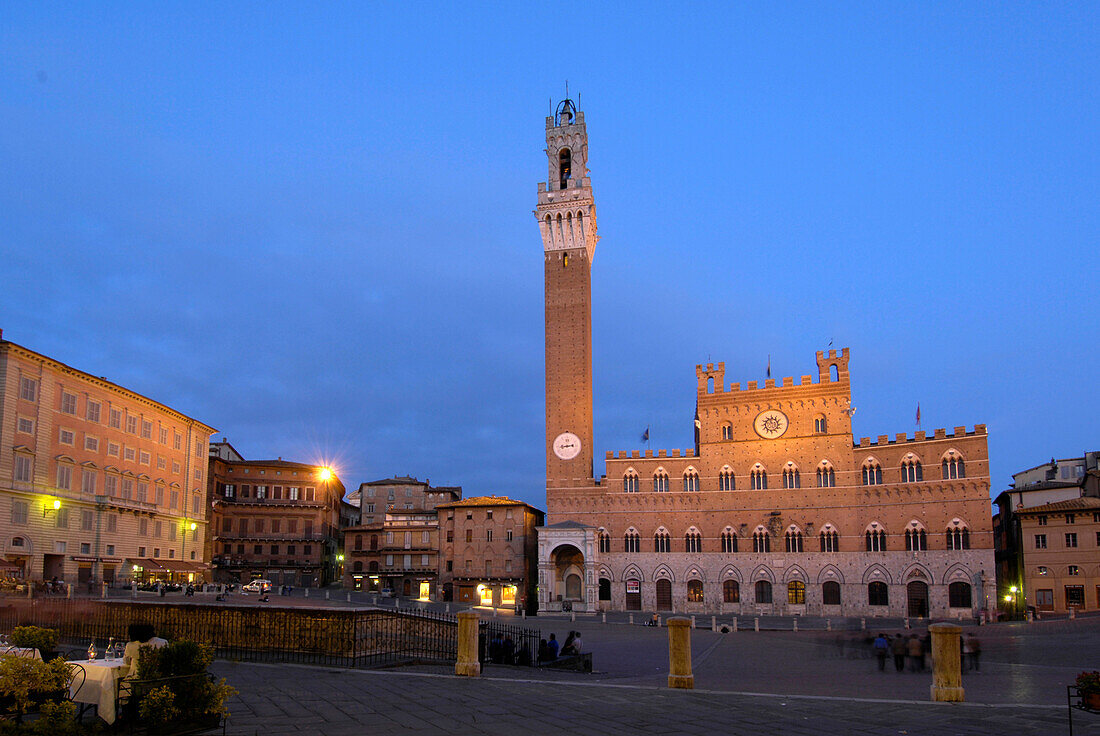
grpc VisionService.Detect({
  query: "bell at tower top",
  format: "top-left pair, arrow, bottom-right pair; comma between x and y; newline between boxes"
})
555,97 -> 577,126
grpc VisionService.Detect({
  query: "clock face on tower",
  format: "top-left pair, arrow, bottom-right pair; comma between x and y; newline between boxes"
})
553,432 -> 582,460
753,410 -> 789,439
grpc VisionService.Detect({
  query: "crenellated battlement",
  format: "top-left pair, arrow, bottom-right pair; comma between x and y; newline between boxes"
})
695,348 -> 852,396
854,424 -> 988,448
606,449 -> 697,461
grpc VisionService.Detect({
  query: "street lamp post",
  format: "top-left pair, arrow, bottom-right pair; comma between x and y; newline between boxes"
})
180,520 -> 198,583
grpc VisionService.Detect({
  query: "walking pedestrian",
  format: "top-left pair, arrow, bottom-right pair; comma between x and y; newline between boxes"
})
966,634 -> 981,672
890,633 -> 907,672
907,634 -> 923,672
873,633 -> 889,671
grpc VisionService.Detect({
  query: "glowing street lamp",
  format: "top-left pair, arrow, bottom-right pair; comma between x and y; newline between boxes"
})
44,498 -> 61,517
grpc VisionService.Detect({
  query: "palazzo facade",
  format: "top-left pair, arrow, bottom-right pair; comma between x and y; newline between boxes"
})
534,101 -> 996,619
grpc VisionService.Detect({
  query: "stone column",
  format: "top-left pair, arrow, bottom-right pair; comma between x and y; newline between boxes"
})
666,617 -> 694,689
455,611 -> 480,677
929,623 -> 964,702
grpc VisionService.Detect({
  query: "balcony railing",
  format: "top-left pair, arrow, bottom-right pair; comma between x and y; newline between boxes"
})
214,533 -> 328,542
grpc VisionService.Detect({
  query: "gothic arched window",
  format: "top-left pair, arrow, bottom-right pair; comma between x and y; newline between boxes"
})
721,529 -> 738,553
683,469 -> 699,492
719,468 -> 735,491
685,530 -> 702,553
901,459 -> 923,483
783,467 -> 801,489
653,470 -> 669,493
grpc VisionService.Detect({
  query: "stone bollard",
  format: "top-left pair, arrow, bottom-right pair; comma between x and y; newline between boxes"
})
754,617 -> 759,632
67,583 -> 73,599
102,582 -> 108,599
905,618 -> 910,630
27,583 -> 32,599
455,611 -> 480,677
570,611 -> 576,622
372,595 -> 378,604
826,619 -> 831,632
445,603 -> 450,613
691,615 -> 696,629
1069,607 -> 1076,619
325,591 -> 330,600
629,614 -> 634,625
929,623 -> 964,702
711,616 -> 717,632
522,610 -> 526,620
602,612 -> 607,623
666,617 -> 694,689
493,607 -> 498,617
346,593 -> 351,603
792,618 -> 798,632
732,617 -> 738,632
860,617 -> 866,631
131,582 -> 137,599
304,588 -> 309,598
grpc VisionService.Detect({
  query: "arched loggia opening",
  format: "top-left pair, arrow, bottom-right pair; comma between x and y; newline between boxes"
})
551,544 -> 585,604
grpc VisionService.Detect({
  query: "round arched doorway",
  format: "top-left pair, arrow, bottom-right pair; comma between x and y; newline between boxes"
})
551,544 -> 585,605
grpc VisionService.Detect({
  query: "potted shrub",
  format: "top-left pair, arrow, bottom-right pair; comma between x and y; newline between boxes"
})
131,641 -> 237,732
0,656 -> 71,723
1077,671 -> 1100,710
10,625 -> 60,661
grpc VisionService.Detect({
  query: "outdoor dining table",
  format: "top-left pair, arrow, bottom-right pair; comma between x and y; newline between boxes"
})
67,658 -> 127,724
0,645 -> 41,659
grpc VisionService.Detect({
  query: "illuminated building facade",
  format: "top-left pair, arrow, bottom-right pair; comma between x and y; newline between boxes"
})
534,102 -> 996,618
0,331 -> 215,586
208,451 -> 348,587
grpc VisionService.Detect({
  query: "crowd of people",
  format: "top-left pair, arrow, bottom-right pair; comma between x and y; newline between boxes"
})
870,631 -> 981,673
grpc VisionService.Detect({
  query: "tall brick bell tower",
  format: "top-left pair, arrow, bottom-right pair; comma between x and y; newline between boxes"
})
537,97 -> 598,505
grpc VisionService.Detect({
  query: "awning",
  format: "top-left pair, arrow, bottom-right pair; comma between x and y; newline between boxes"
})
126,558 -> 167,572
155,560 -> 207,573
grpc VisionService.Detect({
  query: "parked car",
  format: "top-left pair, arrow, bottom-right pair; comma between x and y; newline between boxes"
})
242,579 -> 272,594
380,588 -> 394,598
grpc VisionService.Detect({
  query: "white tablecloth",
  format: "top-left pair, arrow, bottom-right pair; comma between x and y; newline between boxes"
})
0,645 -> 41,660
68,659 -> 126,724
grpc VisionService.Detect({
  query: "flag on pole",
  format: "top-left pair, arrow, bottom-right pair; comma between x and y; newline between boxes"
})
916,403 -> 921,428
641,426 -> 649,443
766,355 -> 771,379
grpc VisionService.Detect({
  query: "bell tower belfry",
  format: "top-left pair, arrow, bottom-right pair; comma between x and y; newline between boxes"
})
538,98 -> 598,493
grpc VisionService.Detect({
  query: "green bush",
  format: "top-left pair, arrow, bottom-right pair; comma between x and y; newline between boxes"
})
9,627 -> 58,658
0,657 -> 71,721
137,685 -> 178,730
130,641 -> 236,725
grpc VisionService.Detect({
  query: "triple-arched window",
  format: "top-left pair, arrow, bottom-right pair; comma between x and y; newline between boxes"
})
782,467 -> 801,489
862,460 -> 883,486
901,459 -> 923,483
654,530 -> 671,553
719,467 -> 735,491
820,527 -> 839,552
685,529 -> 702,553
946,522 -> 971,550
623,470 -> 639,493
683,469 -> 699,492
905,526 -> 927,551
784,529 -> 804,553
865,525 -> 887,552
750,466 -> 768,490
653,470 -> 669,493
752,529 -> 771,553
817,462 -> 836,488
721,528 -> 738,553
624,530 -> 641,553
942,452 -> 966,479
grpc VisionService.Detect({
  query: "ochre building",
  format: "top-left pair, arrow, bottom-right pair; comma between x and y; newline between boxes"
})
534,101 -> 996,619
1,331 -> 215,587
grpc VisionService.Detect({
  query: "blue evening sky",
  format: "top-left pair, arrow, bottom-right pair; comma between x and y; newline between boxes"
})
2,4 -> 1097,509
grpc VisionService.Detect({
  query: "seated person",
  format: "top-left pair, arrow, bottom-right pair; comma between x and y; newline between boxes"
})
122,623 -> 167,676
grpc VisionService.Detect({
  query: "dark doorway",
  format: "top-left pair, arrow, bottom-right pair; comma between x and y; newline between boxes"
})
907,580 -> 929,617
625,580 -> 641,610
656,579 -> 672,610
